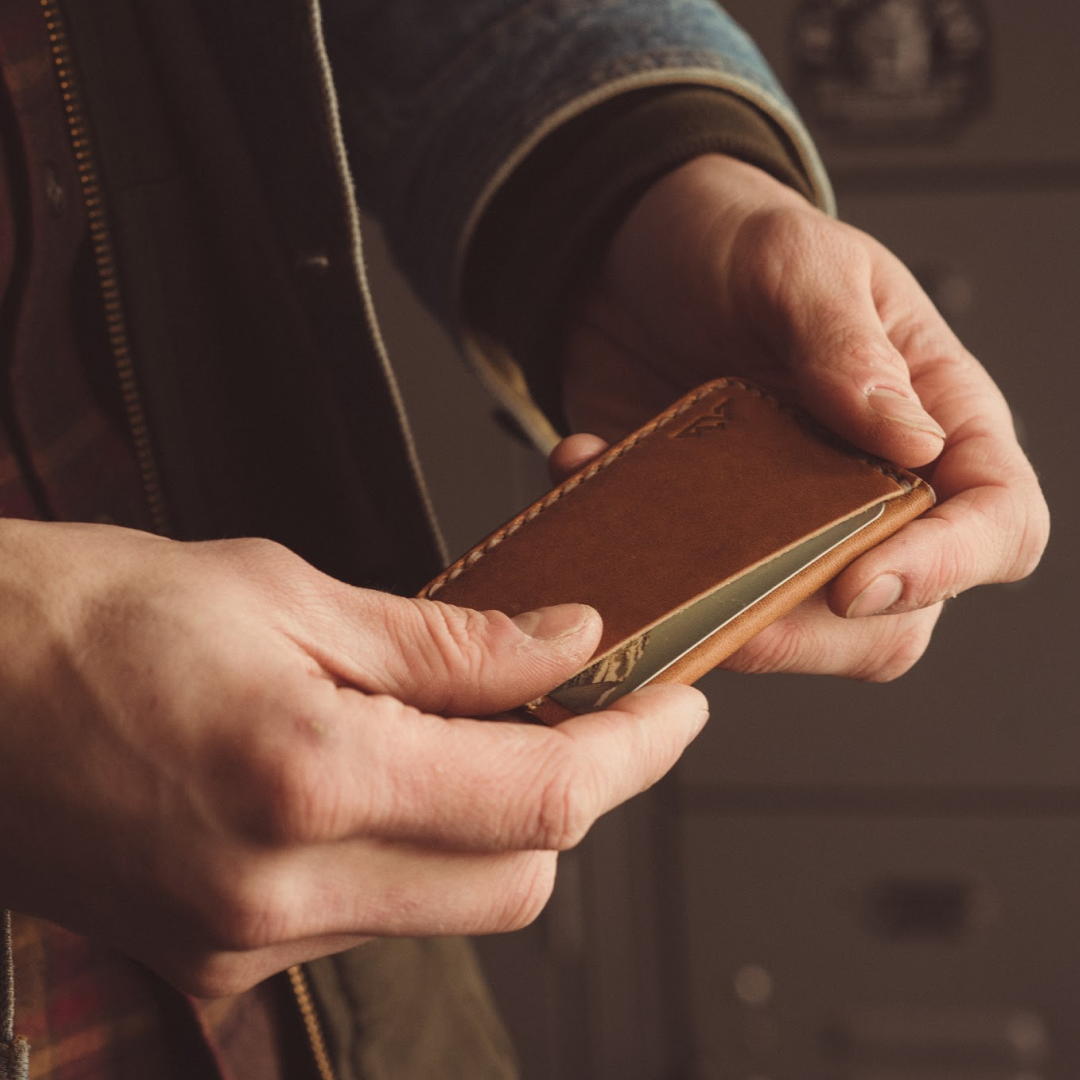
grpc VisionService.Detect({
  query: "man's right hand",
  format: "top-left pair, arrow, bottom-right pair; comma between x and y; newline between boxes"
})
0,519 -> 707,996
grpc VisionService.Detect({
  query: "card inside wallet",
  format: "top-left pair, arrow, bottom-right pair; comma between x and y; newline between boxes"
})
548,502 -> 884,712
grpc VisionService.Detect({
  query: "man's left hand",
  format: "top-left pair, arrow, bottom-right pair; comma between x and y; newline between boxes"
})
552,154 -> 1049,682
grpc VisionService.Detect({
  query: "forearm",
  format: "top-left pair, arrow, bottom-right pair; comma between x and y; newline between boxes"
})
463,87 -> 818,432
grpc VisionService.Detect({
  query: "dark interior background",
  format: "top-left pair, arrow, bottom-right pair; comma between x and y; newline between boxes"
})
361,2 -> 1079,1076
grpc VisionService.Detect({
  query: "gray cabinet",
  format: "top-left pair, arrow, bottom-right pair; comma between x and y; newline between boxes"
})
679,815 -> 1079,1077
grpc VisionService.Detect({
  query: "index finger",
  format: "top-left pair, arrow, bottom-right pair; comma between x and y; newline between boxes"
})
296,681 -> 708,853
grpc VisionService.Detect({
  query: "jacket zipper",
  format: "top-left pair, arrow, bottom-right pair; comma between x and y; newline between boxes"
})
41,9 -> 334,1078
44,8 -> 351,1077
287,965 -> 337,1080
39,0 -> 170,535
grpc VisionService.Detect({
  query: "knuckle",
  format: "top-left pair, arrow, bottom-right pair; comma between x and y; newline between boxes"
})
845,335 -> 908,379
1002,496 -> 1051,583
808,316 -> 911,387
217,535 -> 295,569
533,758 -> 595,851
723,620 -> 822,677
858,622 -> 933,683
170,953 -> 265,999
737,207 -> 864,288
741,203 -> 822,255
204,866 -> 292,953
206,536 -> 321,603
489,853 -> 558,933
224,712 -> 347,846
935,482 -> 1050,591
260,751 -> 341,845
413,599 -> 493,681
402,599 -> 520,712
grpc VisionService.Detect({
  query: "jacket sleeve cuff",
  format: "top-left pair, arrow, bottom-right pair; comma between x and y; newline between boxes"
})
463,85 -> 817,433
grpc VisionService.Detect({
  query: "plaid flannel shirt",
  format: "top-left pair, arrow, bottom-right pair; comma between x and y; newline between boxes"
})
0,4 -> 302,1078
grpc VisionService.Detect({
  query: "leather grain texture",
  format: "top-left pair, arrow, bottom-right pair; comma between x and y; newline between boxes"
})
420,379 -> 935,723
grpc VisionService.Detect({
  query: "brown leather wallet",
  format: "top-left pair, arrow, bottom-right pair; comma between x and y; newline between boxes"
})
419,379 -> 935,724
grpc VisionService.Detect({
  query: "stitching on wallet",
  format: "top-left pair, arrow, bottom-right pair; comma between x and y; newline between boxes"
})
422,382 -> 725,597
420,378 -> 925,598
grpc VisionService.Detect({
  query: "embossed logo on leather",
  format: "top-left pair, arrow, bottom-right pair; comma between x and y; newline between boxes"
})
672,397 -> 732,439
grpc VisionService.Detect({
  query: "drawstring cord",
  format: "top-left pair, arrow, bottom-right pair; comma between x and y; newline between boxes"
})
0,911 -> 29,1080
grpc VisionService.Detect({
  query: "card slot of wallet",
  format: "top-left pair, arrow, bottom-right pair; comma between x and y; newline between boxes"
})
548,501 -> 886,713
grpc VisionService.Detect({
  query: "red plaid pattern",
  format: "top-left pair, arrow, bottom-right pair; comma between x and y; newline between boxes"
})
0,0 -> 151,529
11,915 -> 209,1080
2,4 -> 303,1078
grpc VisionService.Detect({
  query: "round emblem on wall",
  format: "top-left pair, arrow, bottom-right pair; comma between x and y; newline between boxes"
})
791,0 -> 991,142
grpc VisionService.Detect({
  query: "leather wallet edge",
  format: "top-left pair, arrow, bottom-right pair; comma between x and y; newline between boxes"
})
651,477 -> 935,686
508,478 -> 934,726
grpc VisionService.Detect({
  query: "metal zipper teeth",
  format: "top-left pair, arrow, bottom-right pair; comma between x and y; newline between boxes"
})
39,13 -> 327,1078
287,964 -> 337,1080
39,0 -> 171,535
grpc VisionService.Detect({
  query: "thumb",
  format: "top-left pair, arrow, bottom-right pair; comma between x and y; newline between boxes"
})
366,596 -> 603,717
768,235 -> 946,467
790,313 -> 945,468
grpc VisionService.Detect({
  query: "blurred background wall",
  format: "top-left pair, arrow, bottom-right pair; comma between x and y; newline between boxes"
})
362,2 -> 1079,1075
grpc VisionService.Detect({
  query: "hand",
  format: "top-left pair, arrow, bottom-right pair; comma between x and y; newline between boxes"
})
0,519 -> 706,996
556,154 -> 1048,681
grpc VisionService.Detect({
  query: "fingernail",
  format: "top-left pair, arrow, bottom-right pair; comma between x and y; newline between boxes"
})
867,389 -> 946,439
846,573 -> 904,618
512,603 -> 594,641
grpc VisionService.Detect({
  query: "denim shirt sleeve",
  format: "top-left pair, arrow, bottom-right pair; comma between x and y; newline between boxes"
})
320,0 -> 833,446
